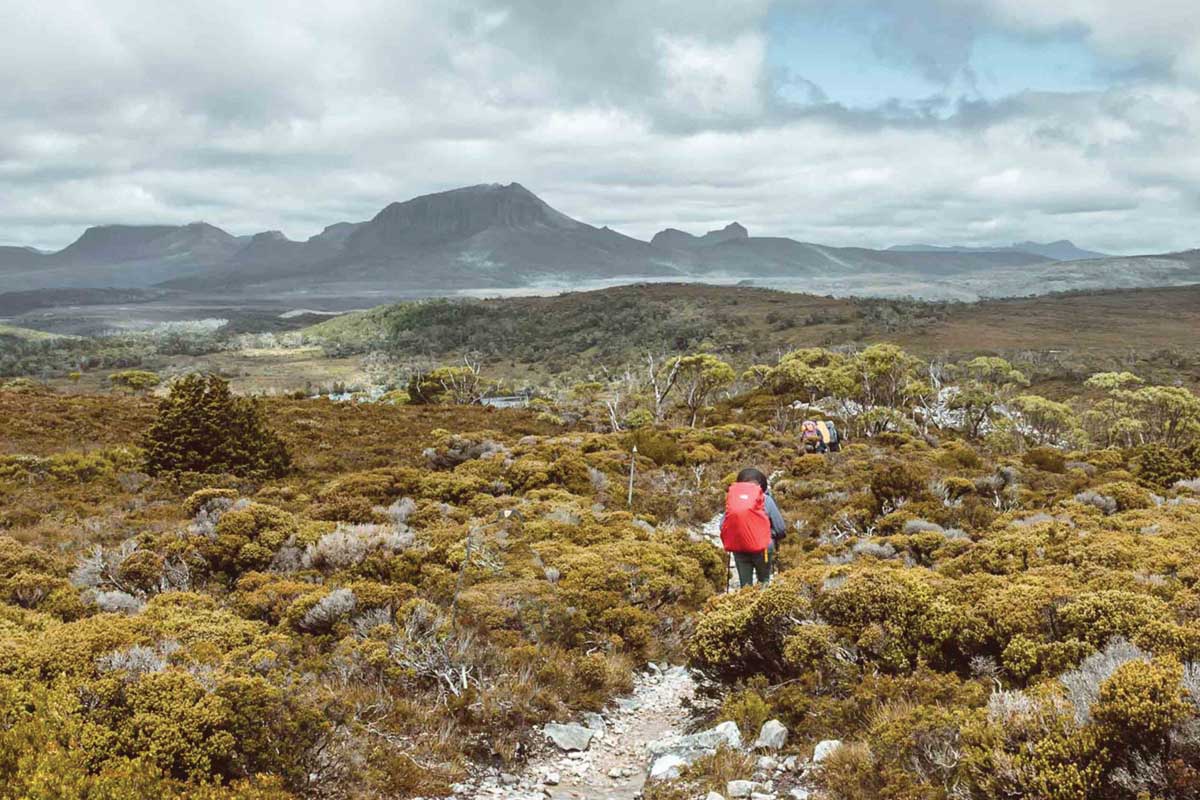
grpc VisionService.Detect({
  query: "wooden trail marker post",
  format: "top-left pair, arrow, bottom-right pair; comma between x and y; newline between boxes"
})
627,445 -> 637,508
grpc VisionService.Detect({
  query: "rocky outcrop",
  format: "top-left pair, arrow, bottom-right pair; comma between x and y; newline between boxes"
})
650,222 -> 748,250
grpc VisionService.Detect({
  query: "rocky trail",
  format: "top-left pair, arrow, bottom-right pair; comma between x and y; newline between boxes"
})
433,518 -> 822,800
443,662 -> 824,800
461,664 -> 701,800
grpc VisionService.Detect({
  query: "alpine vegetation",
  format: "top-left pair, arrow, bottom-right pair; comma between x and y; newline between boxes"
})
1,334 -> 1199,799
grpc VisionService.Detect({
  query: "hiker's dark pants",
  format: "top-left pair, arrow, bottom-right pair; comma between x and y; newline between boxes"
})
733,548 -> 771,587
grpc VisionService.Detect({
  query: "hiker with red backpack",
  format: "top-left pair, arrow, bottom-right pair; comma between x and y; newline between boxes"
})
720,467 -> 787,588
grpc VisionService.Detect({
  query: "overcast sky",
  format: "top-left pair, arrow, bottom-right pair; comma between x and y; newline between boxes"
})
3,0 -> 1199,254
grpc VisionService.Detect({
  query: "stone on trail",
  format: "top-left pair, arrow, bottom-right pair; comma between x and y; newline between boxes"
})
707,720 -> 743,749
543,722 -> 594,751
727,780 -> 758,798
581,711 -> 607,734
789,789 -> 811,800
706,793 -> 727,800
615,696 -> 641,712
649,753 -> 688,781
649,719 -> 742,757
812,739 -> 842,762
755,719 -> 789,750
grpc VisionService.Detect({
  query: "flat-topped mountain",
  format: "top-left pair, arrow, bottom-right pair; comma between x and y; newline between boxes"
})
890,239 -> 1107,261
0,183 -> 1196,298
54,222 -> 241,265
346,183 -> 580,252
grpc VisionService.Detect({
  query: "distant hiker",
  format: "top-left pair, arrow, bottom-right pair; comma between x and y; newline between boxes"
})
801,420 -> 825,454
720,467 -> 787,588
817,420 -> 841,452
801,420 -> 841,454
825,422 -> 844,453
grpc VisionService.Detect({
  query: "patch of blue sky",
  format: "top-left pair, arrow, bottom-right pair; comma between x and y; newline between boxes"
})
766,2 -> 1113,109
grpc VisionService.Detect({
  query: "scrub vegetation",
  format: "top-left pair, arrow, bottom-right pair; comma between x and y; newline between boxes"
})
1,287 -> 1199,799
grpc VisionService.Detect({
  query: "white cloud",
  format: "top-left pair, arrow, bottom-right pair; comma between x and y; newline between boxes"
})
658,32 -> 767,120
967,0 -> 1200,80
0,0 -> 1197,257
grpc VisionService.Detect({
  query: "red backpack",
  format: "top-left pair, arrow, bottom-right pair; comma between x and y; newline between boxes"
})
720,482 -> 771,554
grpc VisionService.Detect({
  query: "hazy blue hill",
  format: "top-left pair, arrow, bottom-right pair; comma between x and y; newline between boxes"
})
0,185 -> 1194,297
890,239 -> 1107,261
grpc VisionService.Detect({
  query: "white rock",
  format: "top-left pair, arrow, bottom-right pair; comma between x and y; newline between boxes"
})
757,756 -> 779,773
790,789 -> 811,800
727,780 -> 758,798
812,739 -> 842,763
706,793 -> 727,800
649,753 -> 688,781
544,722 -> 594,752
650,719 -> 743,759
607,767 -> 623,778
782,755 -> 799,772
755,719 -> 789,750
581,712 -> 607,734
750,793 -> 777,800
543,772 -> 559,786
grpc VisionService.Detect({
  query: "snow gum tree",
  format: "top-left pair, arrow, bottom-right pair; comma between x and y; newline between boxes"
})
668,354 -> 735,427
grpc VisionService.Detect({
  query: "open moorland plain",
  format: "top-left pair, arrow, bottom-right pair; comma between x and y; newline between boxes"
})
2,283 -> 1200,799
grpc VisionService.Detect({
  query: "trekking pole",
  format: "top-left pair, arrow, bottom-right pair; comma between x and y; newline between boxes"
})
627,445 -> 637,509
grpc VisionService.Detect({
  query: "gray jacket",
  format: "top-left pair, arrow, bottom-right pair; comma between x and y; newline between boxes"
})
764,494 -> 787,541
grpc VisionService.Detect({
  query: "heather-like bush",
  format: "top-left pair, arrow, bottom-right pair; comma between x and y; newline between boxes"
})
201,502 -> 299,575
302,523 -> 413,571
1101,480 -> 1154,511
182,487 -> 239,518
2,344 -> 1198,800
1074,489 -> 1118,515
297,587 -> 357,633
688,577 -> 812,681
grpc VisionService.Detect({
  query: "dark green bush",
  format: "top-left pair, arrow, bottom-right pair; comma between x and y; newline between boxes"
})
142,374 -> 291,477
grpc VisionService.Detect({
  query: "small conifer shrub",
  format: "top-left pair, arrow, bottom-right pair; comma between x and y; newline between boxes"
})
142,374 -> 291,477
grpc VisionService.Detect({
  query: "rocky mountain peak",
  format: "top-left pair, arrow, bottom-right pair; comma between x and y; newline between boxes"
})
650,221 -> 750,250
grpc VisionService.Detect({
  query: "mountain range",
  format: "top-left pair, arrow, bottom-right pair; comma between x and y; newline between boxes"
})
888,240 -> 1107,261
1,182 -> 1197,300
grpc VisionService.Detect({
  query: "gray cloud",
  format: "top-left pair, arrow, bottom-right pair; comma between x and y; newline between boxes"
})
1,0 -> 1198,256
869,2 -> 982,86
